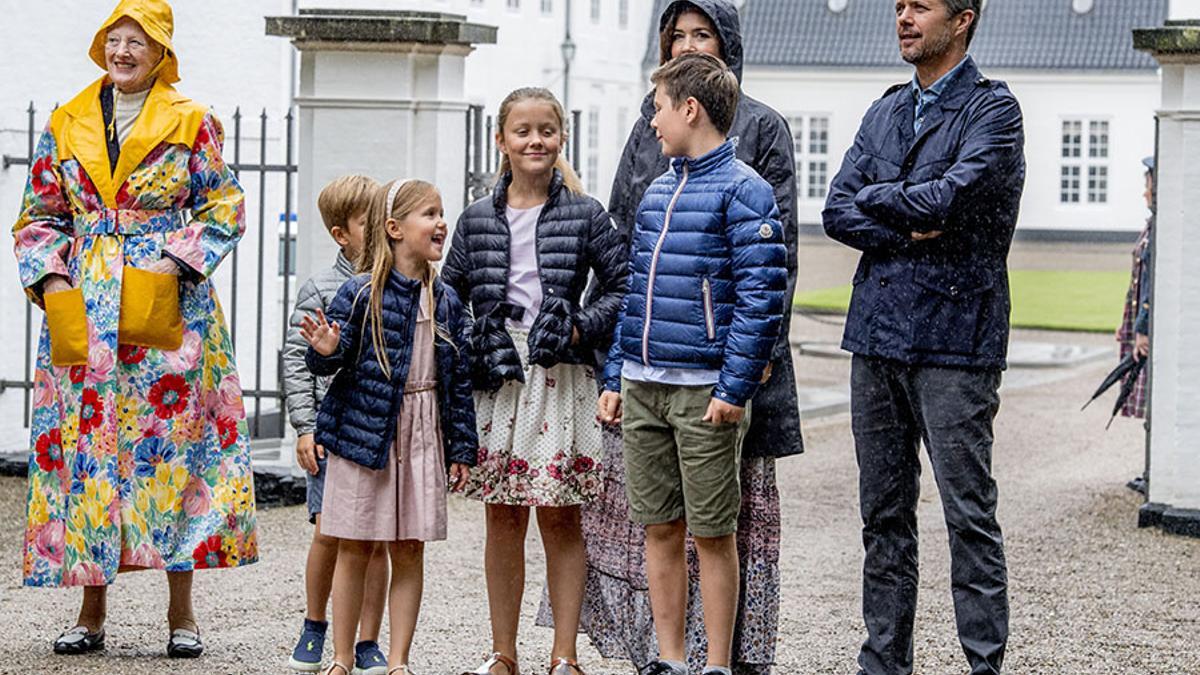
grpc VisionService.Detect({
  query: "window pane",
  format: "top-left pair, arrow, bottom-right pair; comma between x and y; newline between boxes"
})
588,108 -> 600,149
619,0 -> 629,27
809,116 -> 829,155
587,155 -> 599,193
591,0 -> 600,21
1060,165 -> 1080,203
808,161 -> 828,199
1089,120 -> 1109,159
508,0 -> 520,8
1088,165 -> 1108,203
1061,120 -> 1081,159
541,0 -> 552,13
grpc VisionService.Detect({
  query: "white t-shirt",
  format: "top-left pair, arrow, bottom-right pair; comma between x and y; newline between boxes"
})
505,203 -> 545,330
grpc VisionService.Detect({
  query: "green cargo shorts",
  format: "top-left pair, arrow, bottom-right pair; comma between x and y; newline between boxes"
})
620,377 -> 750,538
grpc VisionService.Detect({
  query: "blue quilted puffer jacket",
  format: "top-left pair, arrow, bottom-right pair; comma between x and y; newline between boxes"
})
603,140 -> 788,406
307,272 -> 478,471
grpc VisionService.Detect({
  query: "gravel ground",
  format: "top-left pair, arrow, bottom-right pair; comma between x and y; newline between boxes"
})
1,239 -> 1195,674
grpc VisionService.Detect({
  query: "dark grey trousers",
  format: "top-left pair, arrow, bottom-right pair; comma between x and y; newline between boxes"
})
851,356 -> 1008,675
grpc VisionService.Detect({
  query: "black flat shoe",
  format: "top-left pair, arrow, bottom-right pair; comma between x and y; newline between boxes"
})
53,626 -> 105,655
167,628 -> 203,658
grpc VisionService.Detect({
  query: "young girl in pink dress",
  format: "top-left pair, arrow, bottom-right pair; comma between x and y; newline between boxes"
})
300,179 -> 478,675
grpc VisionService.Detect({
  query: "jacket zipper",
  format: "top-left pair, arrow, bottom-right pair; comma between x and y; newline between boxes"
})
642,163 -> 690,365
702,277 -> 715,341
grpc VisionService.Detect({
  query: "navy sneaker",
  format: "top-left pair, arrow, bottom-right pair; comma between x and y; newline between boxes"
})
288,618 -> 328,672
353,640 -> 388,675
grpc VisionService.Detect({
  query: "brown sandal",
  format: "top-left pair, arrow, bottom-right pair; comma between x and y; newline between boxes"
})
548,657 -> 586,674
323,662 -> 351,675
463,652 -> 518,675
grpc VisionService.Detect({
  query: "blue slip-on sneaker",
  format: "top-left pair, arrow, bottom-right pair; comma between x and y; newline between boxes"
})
353,640 -> 388,675
288,618 -> 328,672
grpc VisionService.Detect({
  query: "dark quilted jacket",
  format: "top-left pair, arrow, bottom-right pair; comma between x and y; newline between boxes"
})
442,169 -> 628,391
603,140 -> 788,408
307,273 -> 477,471
605,0 -> 804,458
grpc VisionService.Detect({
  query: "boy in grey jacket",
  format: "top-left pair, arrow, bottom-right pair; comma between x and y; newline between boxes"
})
283,175 -> 391,674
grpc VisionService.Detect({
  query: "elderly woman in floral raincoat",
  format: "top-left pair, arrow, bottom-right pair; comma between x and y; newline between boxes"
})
13,0 -> 257,659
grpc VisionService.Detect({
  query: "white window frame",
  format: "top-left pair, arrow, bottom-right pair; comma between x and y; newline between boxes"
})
788,114 -> 831,202
587,107 -> 601,193
1060,117 -> 1109,205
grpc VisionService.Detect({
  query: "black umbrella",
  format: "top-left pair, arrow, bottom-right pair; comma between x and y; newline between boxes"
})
1105,358 -> 1146,430
1081,354 -> 1140,411
1080,354 -> 1145,429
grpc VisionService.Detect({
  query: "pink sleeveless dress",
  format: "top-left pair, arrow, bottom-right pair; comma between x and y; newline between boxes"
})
320,291 -> 448,542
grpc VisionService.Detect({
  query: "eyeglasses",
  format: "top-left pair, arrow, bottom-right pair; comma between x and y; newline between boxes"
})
105,35 -> 150,53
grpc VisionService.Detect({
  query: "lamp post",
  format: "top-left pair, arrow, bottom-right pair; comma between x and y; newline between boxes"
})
561,0 -> 576,115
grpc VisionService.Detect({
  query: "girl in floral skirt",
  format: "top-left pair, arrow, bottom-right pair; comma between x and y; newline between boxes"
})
443,87 -> 628,675
300,179 -> 478,675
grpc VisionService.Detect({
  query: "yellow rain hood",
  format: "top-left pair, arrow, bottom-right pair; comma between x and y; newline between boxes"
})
87,0 -> 180,84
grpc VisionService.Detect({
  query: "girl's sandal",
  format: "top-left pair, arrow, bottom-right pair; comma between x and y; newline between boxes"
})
548,657 -> 586,675
462,652 -> 519,675
388,667 -> 417,675
323,662 -> 351,675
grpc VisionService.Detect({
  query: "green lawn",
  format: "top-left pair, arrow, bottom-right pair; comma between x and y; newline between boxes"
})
795,269 -> 1129,333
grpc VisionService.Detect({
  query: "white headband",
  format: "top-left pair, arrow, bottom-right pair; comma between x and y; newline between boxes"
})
385,178 -> 416,218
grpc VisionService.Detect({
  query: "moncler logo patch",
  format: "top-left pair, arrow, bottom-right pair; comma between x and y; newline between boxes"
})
758,223 -> 774,239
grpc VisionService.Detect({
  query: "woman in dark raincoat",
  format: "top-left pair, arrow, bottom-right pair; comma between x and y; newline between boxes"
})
540,1 -> 803,672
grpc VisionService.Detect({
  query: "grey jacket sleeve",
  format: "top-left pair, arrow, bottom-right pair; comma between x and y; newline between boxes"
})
284,279 -> 323,435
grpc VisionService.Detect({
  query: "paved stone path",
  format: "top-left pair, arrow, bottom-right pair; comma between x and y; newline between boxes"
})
2,239 -> 1195,673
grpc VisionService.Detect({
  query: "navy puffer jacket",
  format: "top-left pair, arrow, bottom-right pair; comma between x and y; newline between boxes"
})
307,273 -> 477,471
603,140 -> 787,407
443,169 -> 627,391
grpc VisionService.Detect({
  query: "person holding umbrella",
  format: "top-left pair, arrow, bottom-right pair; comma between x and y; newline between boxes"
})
1116,156 -> 1155,493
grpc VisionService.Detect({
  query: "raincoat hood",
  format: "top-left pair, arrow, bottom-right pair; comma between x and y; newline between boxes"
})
658,0 -> 744,83
89,0 -> 180,85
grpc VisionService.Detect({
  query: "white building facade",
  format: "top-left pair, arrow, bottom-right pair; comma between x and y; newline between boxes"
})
745,67 -> 1160,237
644,0 -> 1170,239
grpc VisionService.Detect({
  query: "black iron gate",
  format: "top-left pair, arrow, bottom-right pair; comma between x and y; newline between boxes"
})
2,103 -> 298,439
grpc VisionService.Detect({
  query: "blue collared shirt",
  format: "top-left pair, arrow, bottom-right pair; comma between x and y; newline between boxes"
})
911,57 -> 969,133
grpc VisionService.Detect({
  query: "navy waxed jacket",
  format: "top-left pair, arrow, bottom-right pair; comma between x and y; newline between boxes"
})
603,140 -> 788,407
307,273 -> 477,471
823,56 -> 1025,369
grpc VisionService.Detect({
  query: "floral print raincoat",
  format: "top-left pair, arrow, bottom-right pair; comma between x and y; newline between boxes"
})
14,73 -> 258,587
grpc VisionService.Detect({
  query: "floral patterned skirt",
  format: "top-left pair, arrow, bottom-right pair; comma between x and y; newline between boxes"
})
536,425 -> 781,674
462,329 -> 603,507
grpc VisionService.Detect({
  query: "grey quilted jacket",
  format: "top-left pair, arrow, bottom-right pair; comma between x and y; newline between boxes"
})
284,251 -> 356,435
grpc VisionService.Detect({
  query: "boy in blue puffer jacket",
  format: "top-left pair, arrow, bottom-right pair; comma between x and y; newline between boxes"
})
597,53 -> 787,675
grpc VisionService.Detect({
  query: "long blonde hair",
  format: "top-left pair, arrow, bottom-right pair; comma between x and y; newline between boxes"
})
495,87 -> 585,195
361,178 -> 440,379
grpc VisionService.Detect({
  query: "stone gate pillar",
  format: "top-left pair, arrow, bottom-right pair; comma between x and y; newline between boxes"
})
267,9 -> 497,284
1133,20 -> 1200,536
